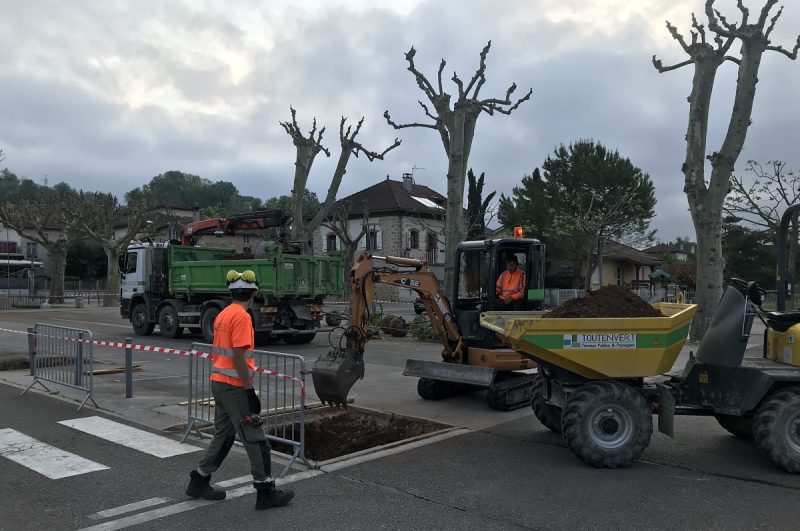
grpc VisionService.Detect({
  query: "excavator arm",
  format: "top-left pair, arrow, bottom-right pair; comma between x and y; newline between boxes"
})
312,251 -> 465,407
180,210 -> 286,246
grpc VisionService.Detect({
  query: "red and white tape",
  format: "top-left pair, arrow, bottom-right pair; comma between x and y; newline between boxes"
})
0,327 -> 305,397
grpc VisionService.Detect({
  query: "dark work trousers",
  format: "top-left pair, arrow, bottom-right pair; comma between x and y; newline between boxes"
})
197,380 -> 272,485
497,299 -> 524,311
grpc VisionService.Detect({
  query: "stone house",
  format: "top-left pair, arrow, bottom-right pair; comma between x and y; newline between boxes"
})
591,240 -> 663,288
313,174 -> 448,301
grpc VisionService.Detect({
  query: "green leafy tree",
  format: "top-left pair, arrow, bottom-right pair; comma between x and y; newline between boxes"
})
466,169 -> 496,240
721,218 -> 775,289
65,239 -> 107,280
264,190 -> 321,220
126,170 -> 258,218
500,140 -> 656,289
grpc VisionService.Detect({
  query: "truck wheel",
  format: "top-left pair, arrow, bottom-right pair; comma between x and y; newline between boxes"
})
201,306 -> 220,344
753,386 -> 800,473
532,376 -> 562,433
715,414 -> 754,439
131,304 -> 155,336
158,305 -> 183,339
283,332 -> 316,345
561,380 -> 652,468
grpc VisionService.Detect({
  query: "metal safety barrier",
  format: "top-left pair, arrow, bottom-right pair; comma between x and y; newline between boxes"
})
22,323 -> 96,411
182,343 -> 310,477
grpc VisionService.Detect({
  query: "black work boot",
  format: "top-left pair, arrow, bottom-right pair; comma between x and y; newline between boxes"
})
186,470 -> 226,500
255,481 -> 294,510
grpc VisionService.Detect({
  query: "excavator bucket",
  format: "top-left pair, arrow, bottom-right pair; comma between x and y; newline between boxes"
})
312,348 -> 365,408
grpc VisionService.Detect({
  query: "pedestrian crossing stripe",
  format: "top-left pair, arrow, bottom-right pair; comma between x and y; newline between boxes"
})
58,416 -> 202,458
0,428 -> 109,479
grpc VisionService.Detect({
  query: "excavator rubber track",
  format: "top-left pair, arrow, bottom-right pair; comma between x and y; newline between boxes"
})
487,373 -> 536,411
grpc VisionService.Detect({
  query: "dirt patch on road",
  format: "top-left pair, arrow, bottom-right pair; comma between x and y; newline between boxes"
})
545,285 -> 663,318
0,357 -> 29,371
272,409 -> 446,461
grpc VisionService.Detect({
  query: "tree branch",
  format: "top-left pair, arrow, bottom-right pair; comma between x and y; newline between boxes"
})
465,41 -> 491,98
384,110 -> 438,130
652,56 -> 694,72
405,46 -> 438,101
766,36 -> 800,59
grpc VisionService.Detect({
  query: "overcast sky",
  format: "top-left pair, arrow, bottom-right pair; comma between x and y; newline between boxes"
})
2,0 -> 798,243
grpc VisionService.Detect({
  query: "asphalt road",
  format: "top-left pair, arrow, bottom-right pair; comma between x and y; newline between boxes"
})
1,304 -> 799,530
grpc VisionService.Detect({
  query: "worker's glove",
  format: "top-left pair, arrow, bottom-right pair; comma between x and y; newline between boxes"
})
245,388 -> 261,414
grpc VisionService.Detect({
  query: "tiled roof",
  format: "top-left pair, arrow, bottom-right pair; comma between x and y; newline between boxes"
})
334,177 -> 446,216
602,240 -> 662,266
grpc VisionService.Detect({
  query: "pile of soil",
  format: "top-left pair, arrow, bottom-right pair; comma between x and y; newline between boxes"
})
544,285 -> 663,318
273,410 -> 443,461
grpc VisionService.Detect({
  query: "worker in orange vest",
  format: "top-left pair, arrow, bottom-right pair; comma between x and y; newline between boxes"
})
186,269 -> 294,510
496,255 -> 526,310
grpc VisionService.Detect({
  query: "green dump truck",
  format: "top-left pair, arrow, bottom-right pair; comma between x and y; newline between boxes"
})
119,242 -> 344,344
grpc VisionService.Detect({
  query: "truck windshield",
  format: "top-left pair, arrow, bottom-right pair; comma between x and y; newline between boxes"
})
457,250 -> 490,300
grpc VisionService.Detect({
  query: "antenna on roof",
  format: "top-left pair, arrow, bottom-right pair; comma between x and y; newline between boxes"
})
411,165 -> 425,178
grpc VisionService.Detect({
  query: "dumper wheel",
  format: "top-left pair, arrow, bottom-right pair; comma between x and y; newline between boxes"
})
754,386 -> 800,473
715,414 -> 754,439
532,376 -> 562,433
158,305 -> 183,340
562,380 -> 652,468
131,304 -> 154,336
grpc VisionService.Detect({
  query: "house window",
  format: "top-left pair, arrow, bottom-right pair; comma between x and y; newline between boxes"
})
26,242 -> 38,259
409,230 -> 419,250
616,267 -> 624,286
326,234 -> 337,252
366,230 -> 378,251
243,234 -> 250,244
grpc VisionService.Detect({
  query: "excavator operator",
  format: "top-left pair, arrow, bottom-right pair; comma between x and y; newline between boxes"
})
496,255 -> 526,310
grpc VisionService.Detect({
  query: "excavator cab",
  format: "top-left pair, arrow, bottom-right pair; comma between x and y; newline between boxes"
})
453,238 -> 545,346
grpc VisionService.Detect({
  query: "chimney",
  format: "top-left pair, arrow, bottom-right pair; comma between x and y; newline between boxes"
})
402,173 -> 414,192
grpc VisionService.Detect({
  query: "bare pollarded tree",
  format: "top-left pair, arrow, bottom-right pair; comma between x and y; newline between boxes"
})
653,0 -> 799,340
280,108 -> 400,252
385,41 -> 531,293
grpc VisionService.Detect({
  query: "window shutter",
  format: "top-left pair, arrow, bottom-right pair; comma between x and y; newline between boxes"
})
376,227 -> 382,250
358,235 -> 367,250
322,234 -> 328,253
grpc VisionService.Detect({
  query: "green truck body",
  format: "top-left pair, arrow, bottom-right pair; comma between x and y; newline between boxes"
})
120,243 -> 344,344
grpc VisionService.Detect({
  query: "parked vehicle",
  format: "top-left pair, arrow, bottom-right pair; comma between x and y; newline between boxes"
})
119,211 -> 344,344
413,297 -> 426,314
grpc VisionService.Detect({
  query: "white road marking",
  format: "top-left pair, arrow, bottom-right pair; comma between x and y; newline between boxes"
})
0,428 -> 109,479
78,470 -> 323,531
58,416 -> 201,458
89,498 -> 172,520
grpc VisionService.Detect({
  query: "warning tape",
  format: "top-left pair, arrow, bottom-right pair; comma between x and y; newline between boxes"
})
0,327 -> 306,397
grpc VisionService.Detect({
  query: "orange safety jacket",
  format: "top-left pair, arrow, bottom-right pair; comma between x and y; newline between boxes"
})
496,269 -> 526,301
210,304 -> 255,387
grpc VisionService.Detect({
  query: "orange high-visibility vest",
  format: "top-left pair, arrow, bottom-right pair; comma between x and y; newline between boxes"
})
210,304 -> 255,387
496,269 -> 526,301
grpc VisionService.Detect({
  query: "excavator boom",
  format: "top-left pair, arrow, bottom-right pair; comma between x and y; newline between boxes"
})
312,251 -> 465,407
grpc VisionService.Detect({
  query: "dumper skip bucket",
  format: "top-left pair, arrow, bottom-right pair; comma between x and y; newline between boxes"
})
480,303 -> 697,379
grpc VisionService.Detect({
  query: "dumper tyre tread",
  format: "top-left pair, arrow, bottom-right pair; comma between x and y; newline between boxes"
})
158,305 -> 183,339
532,376 -> 562,433
561,380 -> 652,468
715,414 -> 754,439
753,386 -> 800,473
488,373 -> 535,411
131,304 -> 154,336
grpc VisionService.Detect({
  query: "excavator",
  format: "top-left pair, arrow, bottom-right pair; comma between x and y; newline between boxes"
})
312,233 -> 546,410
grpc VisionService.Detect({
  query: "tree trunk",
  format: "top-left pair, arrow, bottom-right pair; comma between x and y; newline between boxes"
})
690,215 -> 724,341
49,248 -> 67,304
444,155 -> 466,295
341,241 -> 359,299
104,246 -> 121,307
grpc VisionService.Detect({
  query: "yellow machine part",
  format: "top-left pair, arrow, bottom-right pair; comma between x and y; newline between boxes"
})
480,303 -> 697,379
765,324 -> 800,367
467,347 -> 536,371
